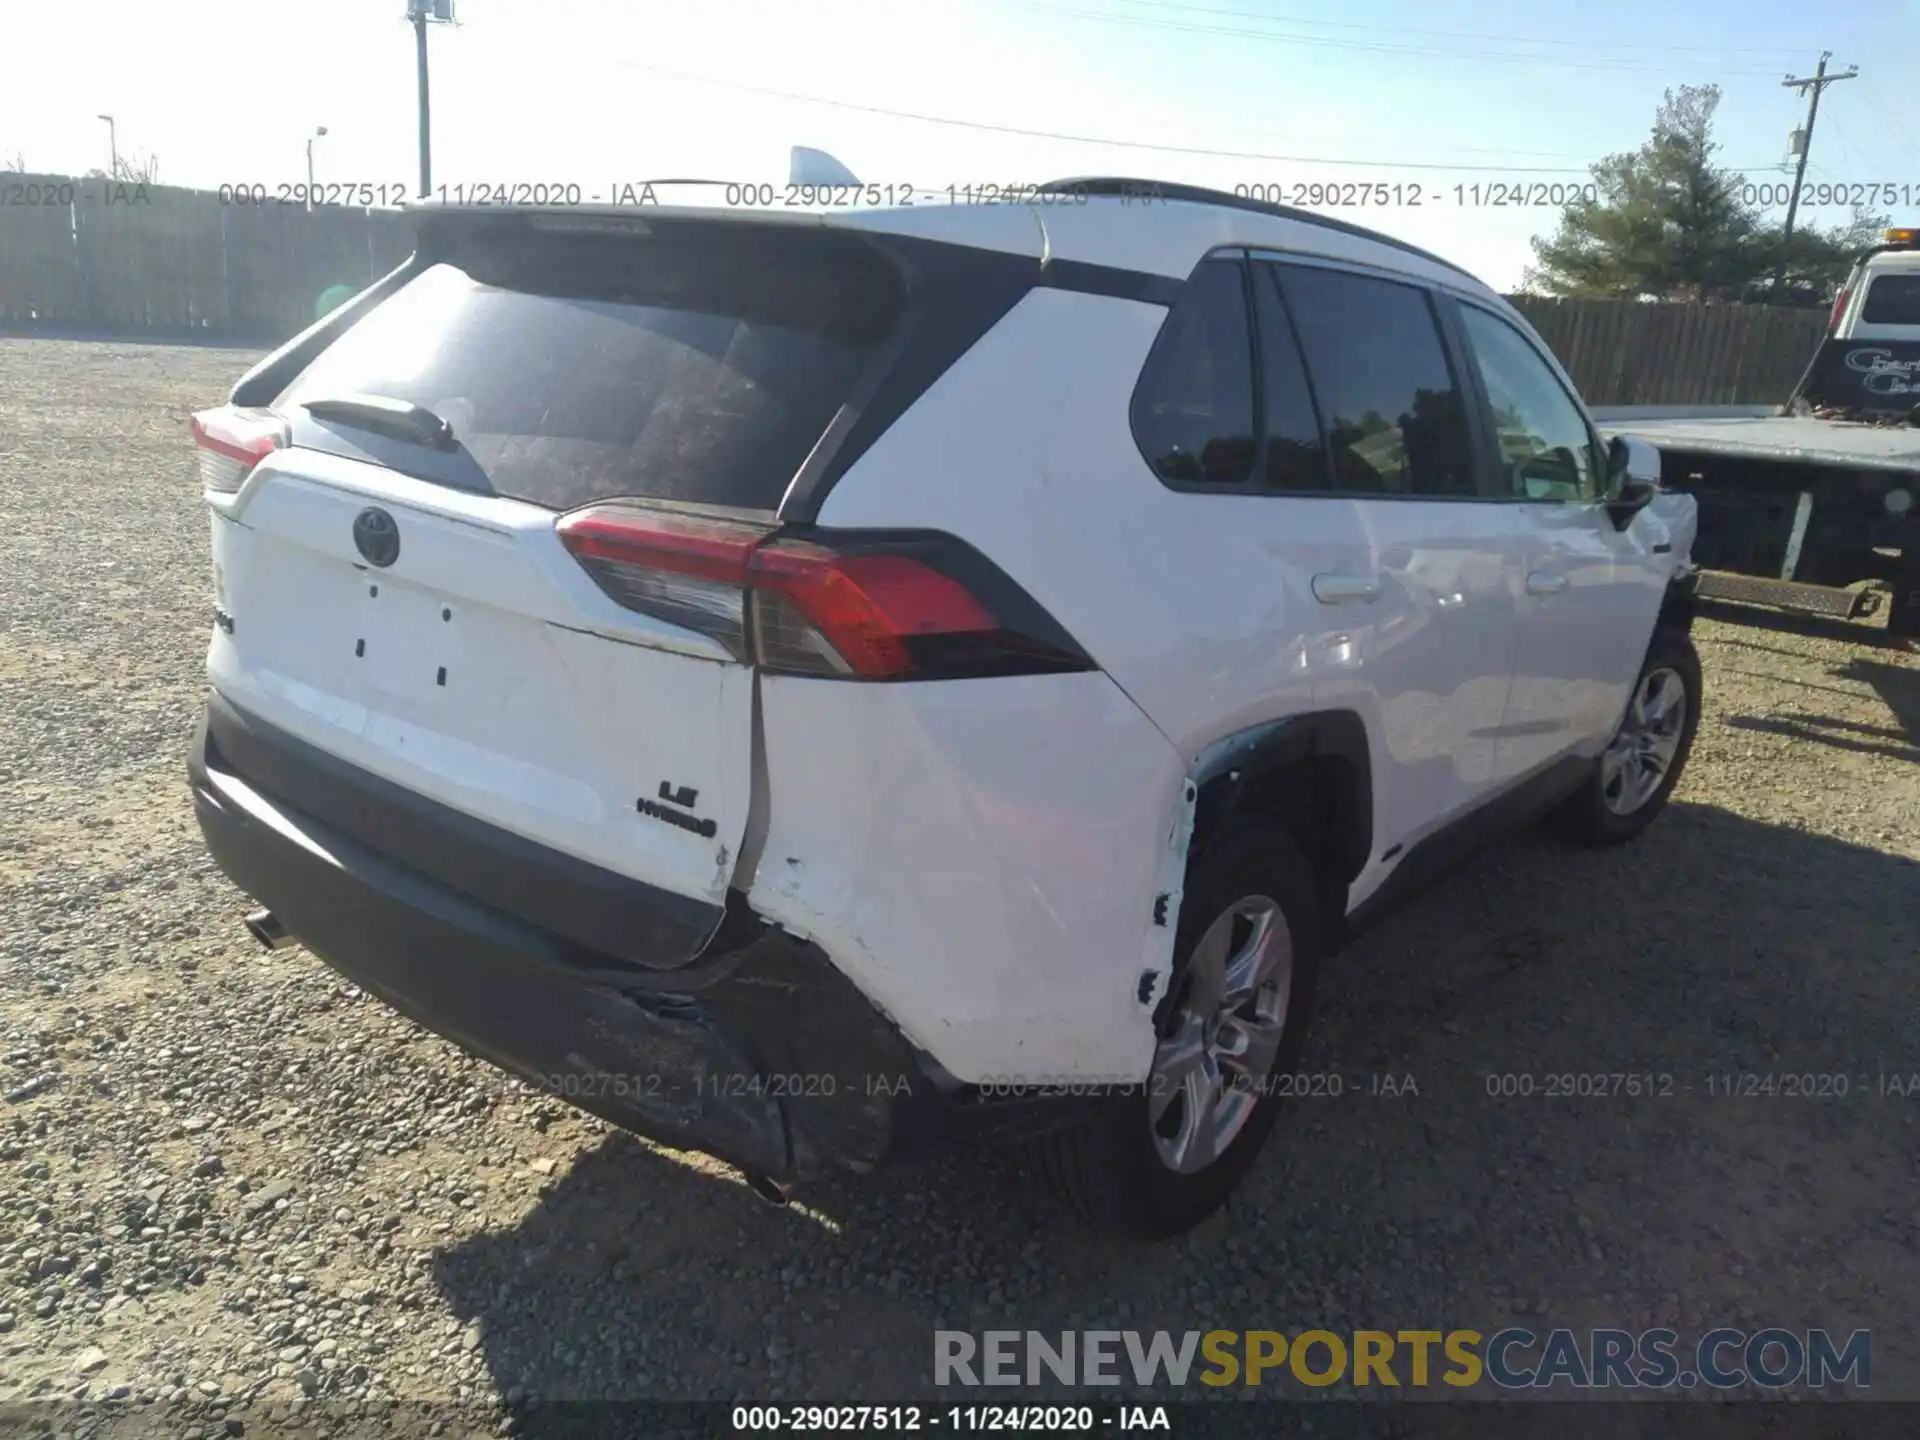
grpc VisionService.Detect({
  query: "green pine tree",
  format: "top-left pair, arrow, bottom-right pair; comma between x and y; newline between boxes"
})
1524,84 -> 1881,306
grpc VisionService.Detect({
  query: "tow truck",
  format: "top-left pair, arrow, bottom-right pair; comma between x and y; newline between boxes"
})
1597,228 -> 1920,638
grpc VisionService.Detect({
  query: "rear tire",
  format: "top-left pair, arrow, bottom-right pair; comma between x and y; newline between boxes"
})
1550,627 -> 1701,847
1035,821 -> 1322,1239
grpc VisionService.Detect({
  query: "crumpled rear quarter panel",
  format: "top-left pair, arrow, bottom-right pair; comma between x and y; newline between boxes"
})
744,671 -> 1186,1085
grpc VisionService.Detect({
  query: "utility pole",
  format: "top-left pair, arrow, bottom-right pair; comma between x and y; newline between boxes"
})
413,4 -> 432,197
406,0 -> 453,195
1775,52 -> 1858,293
96,114 -> 116,177
306,125 -> 328,212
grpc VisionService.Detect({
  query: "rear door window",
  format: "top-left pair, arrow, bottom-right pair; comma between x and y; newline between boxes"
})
1250,262 -> 1331,492
277,221 -> 906,513
1272,264 -> 1476,498
1861,273 -> 1920,326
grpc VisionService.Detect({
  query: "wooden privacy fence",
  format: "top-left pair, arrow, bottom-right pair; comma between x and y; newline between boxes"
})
0,172 -> 411,339
1506,295 -> 1828,408
0,171 -> 1833,405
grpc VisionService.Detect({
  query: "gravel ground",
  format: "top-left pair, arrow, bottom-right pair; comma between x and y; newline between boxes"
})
2,337 -> 1918,1429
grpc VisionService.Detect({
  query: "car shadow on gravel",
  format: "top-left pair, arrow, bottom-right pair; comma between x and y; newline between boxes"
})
1693,599 -> 1916,653
1839,657 -> 1920,744
1722,712 -> 1920,763
1721,650 -> 1920,760
428,801 -> 1920,1412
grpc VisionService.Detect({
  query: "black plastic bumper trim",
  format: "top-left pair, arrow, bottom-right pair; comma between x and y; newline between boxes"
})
189,708 -> 1094,1178
202,694 -> 723,973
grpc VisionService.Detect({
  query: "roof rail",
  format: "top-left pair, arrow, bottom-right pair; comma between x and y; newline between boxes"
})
1033,177 -> 1481,283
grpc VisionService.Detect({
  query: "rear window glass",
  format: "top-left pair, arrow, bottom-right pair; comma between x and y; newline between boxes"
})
278,221 -> 905,512
1861,273 -> 1920,326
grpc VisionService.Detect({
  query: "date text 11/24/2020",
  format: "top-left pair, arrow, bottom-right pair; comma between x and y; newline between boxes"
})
516,1070 -> 1425,1103
1481,1071 -> 1920,1099
215,181 -> 1108,209
206,179 -> 1607,210
514,1069 -> 1920,1104
86,176 -> 1920,211
485,1067 -> 1920,1106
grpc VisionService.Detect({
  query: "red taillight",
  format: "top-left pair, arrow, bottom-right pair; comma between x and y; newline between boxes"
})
750,543 -> 997,678
556,506 -> 770,660
190,406 -> 287,494
555,502 -> 1091,680
555,506 -> 762,585
1830,284 -> 1853,333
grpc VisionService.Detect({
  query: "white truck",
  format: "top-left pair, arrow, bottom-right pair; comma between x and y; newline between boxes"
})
1599,229 -> 1920,637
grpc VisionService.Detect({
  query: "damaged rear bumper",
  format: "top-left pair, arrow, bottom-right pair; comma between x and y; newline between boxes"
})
189,701 -> 1086,1181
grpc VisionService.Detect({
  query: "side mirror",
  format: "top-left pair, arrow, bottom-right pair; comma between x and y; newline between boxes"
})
1604,434 -> 1661,490
1606,477 -> 1657,529
1603,434 -> 1661,530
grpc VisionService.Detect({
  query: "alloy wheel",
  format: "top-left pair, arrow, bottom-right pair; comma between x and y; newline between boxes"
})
1600,666 -> 1688,816
1148,895 -> 1292,1175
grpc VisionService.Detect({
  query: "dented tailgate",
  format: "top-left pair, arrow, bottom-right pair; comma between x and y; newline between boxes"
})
209,448 -> 755,940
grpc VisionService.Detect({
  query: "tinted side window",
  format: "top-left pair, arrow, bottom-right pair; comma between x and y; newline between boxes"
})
1861,273 -> 1920,325
1131,258 -> 1257,486
1252,263 -> 1331,492
1458,305 -> 1601,503
1274,266 -> 1475,497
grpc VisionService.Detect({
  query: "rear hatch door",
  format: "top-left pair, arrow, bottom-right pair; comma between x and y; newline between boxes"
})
205,213 -> 907,966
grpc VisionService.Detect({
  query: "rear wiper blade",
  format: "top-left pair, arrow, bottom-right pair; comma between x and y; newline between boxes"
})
301,393 -> 457,452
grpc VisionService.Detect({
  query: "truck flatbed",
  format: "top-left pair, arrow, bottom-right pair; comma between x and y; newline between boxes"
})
1591,245 -> 1920,634
1601,413 -> 1920,474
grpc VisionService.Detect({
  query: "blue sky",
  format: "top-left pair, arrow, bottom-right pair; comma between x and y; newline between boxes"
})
5,0 -> 1919,287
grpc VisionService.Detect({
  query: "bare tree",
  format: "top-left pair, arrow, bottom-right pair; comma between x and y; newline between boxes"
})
85,152 -> 161,184
1,149 -> 25,173
115,151 -> 160,184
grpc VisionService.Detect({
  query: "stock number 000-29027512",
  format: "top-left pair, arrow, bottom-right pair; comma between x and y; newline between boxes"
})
1231,181 -> 1600,208
731,1405 -> 1120,1432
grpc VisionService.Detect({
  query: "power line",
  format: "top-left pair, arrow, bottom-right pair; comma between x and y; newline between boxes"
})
1094,0 -> 1809,56
1029,5 -> 1791,75
1855,88 -> 1920,170
610,62 -> 1595,169
607,61 -> 1799,174
1818,112 -> 1869,180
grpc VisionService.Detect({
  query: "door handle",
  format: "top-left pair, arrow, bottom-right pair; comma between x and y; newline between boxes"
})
1525,571 -> 1569,597
1311,572 -> 1383,604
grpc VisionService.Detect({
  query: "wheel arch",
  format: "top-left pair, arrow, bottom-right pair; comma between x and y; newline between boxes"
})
1656,570 -> 1699,638
1184,711 -> 1373,935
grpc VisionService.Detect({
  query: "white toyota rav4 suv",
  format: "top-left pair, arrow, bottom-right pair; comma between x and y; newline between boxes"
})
188,180 -> 1702,1238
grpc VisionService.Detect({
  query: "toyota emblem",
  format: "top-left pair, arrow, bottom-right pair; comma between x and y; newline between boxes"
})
352,507 -> 400,568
